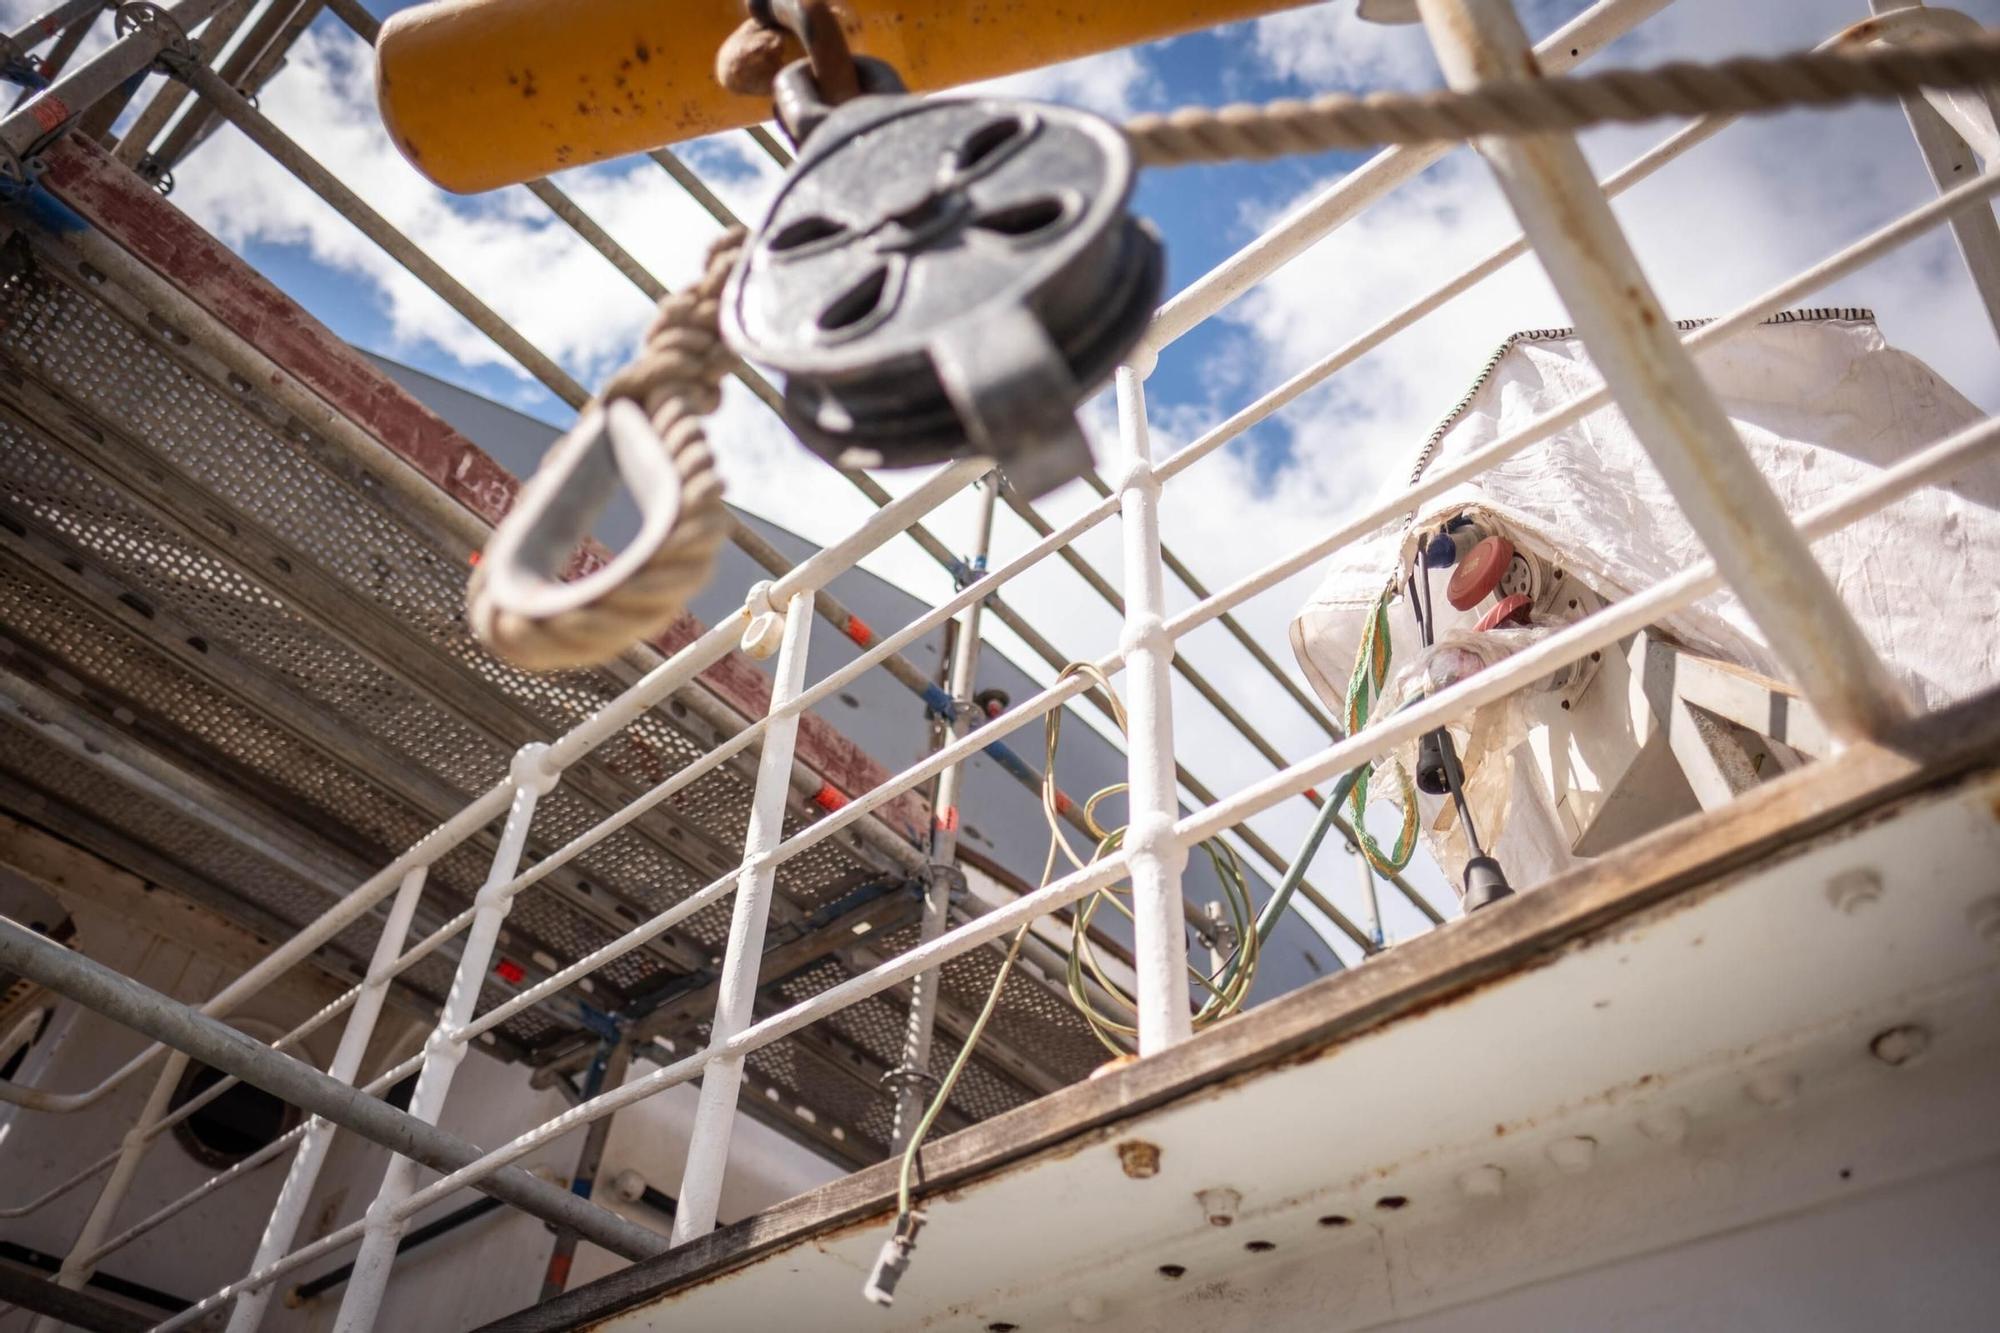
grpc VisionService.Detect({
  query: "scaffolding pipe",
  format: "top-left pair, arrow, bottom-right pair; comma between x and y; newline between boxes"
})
890,476 -> 996,1150
0,0 -> 106,73
0,916 -> 666,1261
113,0 -> 256,169
0,0 -> 229,161
149,0 -> 327,174
538,1039 -> 631,1299
8,1 -> 102,91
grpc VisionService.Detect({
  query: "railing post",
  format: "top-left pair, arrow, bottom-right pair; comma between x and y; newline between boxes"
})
671,588 -> 817,1245
331,748 -> 556,1333
33,1051 -> 190,1332
224,865 -> 431,1333
1116,362 -> 1194,1054
889,474 -> 997,1150
1412,0 -> 1912,747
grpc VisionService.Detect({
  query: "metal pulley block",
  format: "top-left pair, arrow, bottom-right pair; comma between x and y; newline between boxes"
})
722,46 -> 1163,498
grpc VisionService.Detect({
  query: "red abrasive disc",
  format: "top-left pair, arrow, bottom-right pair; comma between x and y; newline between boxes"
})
1475,593 -> 1533,631
1447,535 -> 1515,611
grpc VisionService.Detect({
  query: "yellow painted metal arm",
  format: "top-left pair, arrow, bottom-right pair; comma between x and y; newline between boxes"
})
377,0 -> 1320,194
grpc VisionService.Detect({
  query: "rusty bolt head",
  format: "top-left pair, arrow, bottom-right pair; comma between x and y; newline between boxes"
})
1116,1140 -> 1160,1179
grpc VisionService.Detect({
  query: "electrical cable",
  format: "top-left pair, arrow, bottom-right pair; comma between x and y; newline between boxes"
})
874,664 -> 1379,1303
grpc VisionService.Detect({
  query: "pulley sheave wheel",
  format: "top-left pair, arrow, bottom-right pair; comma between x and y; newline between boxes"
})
722,92 -> 1163,498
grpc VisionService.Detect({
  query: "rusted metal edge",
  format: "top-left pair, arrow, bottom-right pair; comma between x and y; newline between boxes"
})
479,686 -> 2000,1332
30,133 -> 927,844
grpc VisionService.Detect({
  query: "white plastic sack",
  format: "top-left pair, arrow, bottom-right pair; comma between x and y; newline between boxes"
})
1291,310 -> 2000,890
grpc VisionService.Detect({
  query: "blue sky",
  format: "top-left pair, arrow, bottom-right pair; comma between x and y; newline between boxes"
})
10,0 -> 1998,957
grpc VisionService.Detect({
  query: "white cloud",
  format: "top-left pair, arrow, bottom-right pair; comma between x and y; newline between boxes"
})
1249,3 -> 1441,93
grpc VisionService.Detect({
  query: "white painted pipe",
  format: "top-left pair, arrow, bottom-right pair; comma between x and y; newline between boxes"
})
671,590 -> 818,1245
332,753 -> 554,1333
226,865 -> 432,1333
1115,367 -> 1194,1054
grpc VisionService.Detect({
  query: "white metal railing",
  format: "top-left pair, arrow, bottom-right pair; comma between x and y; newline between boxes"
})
0,0 -> 1995,1329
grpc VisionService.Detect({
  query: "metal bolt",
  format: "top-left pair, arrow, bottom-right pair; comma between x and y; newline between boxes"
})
1458,1165 -> 1506,1198
1869,1023 -> 1931,1067
1825,867 -> 1882,915
1747,1070 -> 1801,1109
1546,1136 -> 1597,1174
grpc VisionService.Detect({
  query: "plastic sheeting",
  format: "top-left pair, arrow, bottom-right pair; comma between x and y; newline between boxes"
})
1291,310 -> 2000,892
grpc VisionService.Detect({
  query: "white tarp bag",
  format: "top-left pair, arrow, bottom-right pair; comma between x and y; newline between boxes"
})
1290,309 -> 1999,891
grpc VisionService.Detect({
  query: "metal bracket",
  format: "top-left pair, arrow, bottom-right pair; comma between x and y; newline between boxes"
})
919,862 -> 967,907
113,2 -> 196,72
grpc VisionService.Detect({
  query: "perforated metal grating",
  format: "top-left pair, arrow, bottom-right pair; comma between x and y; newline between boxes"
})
0,243 -> 1100,1160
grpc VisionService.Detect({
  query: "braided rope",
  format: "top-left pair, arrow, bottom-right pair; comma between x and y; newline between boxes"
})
1126,30 -> 2000,167
467,229 -> 743,671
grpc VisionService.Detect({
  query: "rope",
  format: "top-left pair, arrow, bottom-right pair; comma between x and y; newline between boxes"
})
467,230 -> 742,671
1125,30 -> 2000,167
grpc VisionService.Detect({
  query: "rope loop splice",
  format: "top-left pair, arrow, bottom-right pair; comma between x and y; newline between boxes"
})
468,229 -> 745,671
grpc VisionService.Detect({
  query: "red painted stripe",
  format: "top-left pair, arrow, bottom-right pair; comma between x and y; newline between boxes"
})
844,614 -> 873,647
1052,790 -> 1074,816
812,783 -> 847,812
494,958 -> 525,985
935,806 -> 959,833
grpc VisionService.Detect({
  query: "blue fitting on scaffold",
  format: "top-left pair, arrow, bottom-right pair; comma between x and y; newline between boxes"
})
921,682 -> 958,723
0,168 -> 89,235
